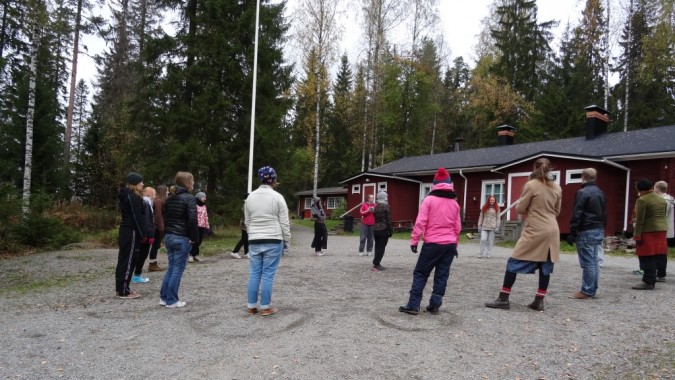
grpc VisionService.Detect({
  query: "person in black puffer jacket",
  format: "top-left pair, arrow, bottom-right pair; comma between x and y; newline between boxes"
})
160,171 -> 198,309
115,172 -> 148,299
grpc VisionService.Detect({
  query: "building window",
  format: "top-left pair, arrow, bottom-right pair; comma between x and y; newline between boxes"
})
377,182 -> 387,192
482,181 -> 505,206
304,198 -> 312,209
352,184 -> 360,194
566,169 -> 583,184
327,197 -> 344,209
420,183 -> 433,203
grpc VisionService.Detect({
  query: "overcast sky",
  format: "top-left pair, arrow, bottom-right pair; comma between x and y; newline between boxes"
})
79,0 -> 624,90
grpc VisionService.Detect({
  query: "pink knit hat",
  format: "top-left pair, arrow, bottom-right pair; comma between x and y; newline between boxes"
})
433,168 -> 452,184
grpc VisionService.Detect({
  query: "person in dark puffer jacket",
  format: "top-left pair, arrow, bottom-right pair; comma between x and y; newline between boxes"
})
160,171 -> 198,309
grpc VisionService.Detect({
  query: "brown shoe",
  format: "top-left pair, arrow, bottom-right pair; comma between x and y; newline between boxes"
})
117,291 -> 141,299
148,262 -> 163,272
247,308 -> 258,315
260,307 -> 278,316
569,291 -> 591,299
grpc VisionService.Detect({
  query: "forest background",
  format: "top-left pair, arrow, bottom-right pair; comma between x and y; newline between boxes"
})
0,0 -> 674,251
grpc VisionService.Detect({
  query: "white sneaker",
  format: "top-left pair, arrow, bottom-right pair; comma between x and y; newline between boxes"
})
188,256 -> 194,263
159,299 -> 166,306
359,252 -> 364,256
366,252 -> 372,256
231,252 -> 242,259
193,256 -> 202,262
315,251 -> 325,256
166,301 -> 186,308
245,253 -> 250,259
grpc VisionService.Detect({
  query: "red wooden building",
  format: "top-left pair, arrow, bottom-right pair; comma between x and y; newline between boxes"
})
338,107 -> 675,237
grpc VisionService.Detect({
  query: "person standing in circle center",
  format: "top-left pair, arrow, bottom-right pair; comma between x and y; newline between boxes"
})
245,166 -> 291,316
485,158 -> 562,312
372,191 -> 393,271
310,197 -> 328,256
477,196 -> 500,258
160,171 -> 198,309
358,194 -> 376,256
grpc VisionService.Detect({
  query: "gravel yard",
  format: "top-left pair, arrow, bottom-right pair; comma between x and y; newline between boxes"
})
0,225 -> 673,379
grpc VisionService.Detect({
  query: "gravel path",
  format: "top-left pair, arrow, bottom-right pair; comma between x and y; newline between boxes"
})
0,225 -> 673,379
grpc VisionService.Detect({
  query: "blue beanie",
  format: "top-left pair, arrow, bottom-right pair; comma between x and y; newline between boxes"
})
258,166 -> 277,185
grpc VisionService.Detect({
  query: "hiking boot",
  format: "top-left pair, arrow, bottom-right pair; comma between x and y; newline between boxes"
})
261,307 -> 278,316
148,262 -> 162,272
426,305 -> 440,315
528,297 -> 545,311
485,298 -> 510,309
631,282 -> 655,290
247,307 -> 258,315
398,306 -> 419,315
231,252 -> 242,259
132,275 -> 149,283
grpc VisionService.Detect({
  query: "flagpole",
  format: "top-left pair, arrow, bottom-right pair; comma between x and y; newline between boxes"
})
247,0 -> 261,193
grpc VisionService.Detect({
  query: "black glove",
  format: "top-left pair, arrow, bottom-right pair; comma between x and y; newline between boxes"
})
566,234 -> 576,245
635,239 -> 643,245
410,245 -> 418,253
205,228 -> 213,235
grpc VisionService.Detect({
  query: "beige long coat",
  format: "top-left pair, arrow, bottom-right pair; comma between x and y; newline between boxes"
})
511,179 -> 562,262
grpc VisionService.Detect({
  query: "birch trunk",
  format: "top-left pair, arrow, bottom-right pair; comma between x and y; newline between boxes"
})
23,24 -> 39,218
65,0 -> 83,164
623,0 -> 633,132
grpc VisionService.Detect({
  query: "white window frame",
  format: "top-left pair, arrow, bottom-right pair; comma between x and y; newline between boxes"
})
304,198 -> 312,209
352,184 -> 361,194
481,180 -> 506,206
327,197 -> 343,209
419,183 -> 433,204
566,169 -> 584,184
377,182 -> 388,192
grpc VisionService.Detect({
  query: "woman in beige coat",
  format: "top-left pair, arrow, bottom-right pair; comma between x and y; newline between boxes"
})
485,158 -> 562,311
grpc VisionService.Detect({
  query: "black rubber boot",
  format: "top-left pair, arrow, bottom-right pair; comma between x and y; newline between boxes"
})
527,296 -> 545,311
485,292 -> 510,309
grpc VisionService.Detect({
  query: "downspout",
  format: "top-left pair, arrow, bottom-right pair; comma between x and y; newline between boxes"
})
459,169 -> 468,222
602,159 -> 631,232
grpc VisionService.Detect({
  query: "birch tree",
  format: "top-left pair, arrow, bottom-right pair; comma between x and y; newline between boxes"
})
293,0 -> 341,196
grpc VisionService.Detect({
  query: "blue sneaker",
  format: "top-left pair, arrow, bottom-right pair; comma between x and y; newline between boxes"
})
132,275 -> 149,283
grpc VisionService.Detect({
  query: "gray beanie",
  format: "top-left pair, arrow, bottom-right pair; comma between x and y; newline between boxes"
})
195,192 -> 206,200
376,191 -> 388,202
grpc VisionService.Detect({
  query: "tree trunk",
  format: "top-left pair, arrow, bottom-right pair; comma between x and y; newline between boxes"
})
623,0 -> 633,132
65,0 -> 83,165
23,23 -> 39,218
313,71 -> 320,196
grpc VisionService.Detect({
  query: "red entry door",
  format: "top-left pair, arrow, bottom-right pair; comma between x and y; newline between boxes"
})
508,175 -> 530,220
363,183 -> 376,203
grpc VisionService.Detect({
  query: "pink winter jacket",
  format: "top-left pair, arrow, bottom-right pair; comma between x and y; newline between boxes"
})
410,183 -> 462,246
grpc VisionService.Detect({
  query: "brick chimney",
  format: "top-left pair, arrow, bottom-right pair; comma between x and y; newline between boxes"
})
454,138 -> 464,152
496,125 -> 517,146
584,105 -> 609,139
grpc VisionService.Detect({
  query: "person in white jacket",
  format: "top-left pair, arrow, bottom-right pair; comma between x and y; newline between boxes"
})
245,166 -> 291,316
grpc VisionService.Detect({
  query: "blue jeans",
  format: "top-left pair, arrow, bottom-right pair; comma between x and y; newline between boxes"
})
576,229 -> 604,297
405,243 -> 457,310
160,233 -> 190,305
247,241 -> 283,309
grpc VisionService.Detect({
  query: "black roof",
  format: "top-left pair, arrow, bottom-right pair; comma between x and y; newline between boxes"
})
371,125 -> 675,175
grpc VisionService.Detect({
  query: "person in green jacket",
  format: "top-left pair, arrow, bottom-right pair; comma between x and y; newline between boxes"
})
631,179 -> 668,290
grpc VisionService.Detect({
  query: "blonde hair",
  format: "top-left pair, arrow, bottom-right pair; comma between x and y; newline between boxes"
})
174,171 -> 194,190
582,168 -> 597,181
531,158 -> 554,185
143,186 -> 156,200
126,182 -> 143,196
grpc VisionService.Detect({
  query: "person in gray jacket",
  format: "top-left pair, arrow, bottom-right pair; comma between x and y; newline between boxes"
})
245,166 -> 291,316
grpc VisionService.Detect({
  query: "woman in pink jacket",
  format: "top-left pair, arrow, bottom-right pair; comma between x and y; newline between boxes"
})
399,168 -> 462,315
